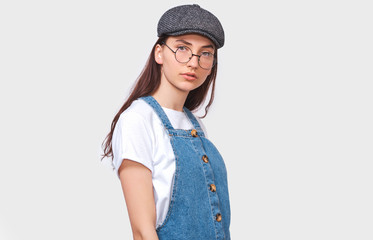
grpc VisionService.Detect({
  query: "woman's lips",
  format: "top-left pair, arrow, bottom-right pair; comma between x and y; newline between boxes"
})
181,73 -> 197,81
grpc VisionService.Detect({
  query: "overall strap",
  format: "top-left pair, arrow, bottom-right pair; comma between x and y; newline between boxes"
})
183,107 -> 202,130
140,95 -> 174,130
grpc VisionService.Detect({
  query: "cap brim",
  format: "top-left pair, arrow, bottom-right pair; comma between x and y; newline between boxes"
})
161,30 -> 222,49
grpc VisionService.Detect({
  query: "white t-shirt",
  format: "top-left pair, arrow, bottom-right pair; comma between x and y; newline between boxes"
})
112,98 -> 208,228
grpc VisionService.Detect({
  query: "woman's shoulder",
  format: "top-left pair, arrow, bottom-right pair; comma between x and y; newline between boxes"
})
113,98 -> 159,145
118,98 -> 155,123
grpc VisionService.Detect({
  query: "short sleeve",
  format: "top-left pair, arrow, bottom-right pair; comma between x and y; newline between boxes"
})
112,112 -> 154,178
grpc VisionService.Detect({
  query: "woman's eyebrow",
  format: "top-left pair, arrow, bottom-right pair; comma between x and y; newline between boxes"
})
201,44 -> 215,50
175,39 -> 215,50
175,39 -> 192,46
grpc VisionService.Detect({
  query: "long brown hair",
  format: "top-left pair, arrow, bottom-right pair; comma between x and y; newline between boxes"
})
101,35 -> 219,161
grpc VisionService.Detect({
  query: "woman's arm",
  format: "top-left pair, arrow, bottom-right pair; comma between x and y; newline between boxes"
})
118,159 -> 159,240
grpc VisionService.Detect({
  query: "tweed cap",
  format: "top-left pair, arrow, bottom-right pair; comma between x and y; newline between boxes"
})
157,4 -> 225,48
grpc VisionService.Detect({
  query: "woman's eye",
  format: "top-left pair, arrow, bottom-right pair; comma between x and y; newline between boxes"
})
177,46 -> 188,51
201,52 -> 213,57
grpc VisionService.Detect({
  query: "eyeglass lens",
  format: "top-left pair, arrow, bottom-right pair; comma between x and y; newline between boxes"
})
175,47 -> 214,70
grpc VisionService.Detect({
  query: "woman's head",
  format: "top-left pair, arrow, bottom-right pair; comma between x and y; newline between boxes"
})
101,4 -> 224,160
152,4 -> 224,110
122,4 -> 224,111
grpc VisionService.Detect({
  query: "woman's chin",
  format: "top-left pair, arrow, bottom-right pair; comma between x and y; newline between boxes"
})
177,81 -> 203,92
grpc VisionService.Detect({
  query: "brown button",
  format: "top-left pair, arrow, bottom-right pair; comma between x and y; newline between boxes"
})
202,155 -> 209,163
191,129 -> 198,137
216,213 -> 222,222
209,184 -> 216,192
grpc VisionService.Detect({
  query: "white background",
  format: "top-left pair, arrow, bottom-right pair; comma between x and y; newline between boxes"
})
1,0 -> 372,239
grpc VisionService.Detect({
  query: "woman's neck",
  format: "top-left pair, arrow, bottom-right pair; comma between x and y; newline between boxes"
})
151,83 -> 189,112
151,91 -> 188,112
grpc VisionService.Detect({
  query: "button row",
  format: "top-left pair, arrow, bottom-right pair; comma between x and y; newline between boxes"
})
196,136 -> 222,222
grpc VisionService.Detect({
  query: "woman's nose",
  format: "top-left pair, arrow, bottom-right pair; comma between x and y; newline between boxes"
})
187,54 -> 199,68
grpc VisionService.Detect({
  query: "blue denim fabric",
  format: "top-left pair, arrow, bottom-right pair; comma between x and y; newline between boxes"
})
140,96 -> 231,240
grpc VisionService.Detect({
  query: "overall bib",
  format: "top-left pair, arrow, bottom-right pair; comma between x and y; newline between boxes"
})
141,96 -> 231,240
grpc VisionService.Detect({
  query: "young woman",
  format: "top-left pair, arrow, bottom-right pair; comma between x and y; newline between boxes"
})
102,4 -> 231,240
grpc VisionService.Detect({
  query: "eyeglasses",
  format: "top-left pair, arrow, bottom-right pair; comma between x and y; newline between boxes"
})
162,42 -> 215,70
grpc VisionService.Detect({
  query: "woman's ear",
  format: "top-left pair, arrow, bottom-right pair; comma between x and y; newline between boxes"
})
155,44 -> 163,64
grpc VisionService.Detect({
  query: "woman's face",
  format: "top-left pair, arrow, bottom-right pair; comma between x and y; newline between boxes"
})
155,34 -> 215,94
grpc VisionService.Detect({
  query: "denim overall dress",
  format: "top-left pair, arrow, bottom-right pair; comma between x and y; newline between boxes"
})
141,96 -> 231,240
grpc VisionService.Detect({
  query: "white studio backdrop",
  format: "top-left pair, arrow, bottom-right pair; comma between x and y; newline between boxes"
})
0,0 -> 372,239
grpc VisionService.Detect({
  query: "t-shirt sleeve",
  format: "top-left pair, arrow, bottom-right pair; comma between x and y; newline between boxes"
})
112,112 -> 154,178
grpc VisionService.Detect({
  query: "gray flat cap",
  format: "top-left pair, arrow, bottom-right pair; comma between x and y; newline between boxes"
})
157,4 -> 225,48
